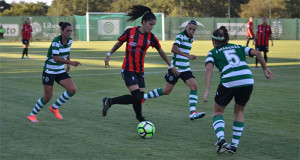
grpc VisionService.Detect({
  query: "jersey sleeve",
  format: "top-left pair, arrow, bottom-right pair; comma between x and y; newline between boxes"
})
174,34 -> 183,45
242,46 -> 253,57
205,51 -> 215,66
247,22 -> 250,28
118,28 -> 130,42
151,34 -> 161,50
51,41 -> 60,55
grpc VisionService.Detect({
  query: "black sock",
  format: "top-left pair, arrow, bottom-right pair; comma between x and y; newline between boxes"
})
131,89 -> 143,118
255,58 -> 258,66
264,53 -> 267,63
25,48 -> 28,56
22,48 -> 26,57
110,95 -> 133,105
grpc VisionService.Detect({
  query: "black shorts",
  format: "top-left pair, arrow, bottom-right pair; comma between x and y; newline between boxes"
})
256,45 -> 269,52
22,39 -> 29,45
247,36 -> 254,39
121,70 -> 145,88
164,70 -> 195,85
215,84 -> 253,107
42,71 -> 71,86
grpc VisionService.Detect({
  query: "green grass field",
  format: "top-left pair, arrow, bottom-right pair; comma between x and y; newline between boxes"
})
0,40 -> 299,160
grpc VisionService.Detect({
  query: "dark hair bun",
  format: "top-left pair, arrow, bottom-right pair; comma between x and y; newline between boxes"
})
59,22 -> 64,27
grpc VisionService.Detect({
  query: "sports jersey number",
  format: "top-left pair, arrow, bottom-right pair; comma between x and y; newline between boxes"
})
224,49 -> 240,66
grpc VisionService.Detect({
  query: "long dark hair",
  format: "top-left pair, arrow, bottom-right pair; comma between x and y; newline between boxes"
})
212,26 -> 229,48
59,22 -> 71,31
127,5 -> 156,23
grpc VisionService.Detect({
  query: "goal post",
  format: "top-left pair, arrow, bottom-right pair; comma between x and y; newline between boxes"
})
84,12 -> 165,41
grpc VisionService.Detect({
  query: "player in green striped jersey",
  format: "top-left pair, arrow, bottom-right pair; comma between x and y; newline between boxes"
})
143,20 -> 205,120
203,26 -> 274,154
27,22 -> 81,122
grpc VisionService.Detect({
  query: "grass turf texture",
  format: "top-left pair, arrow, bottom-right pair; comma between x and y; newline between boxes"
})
0,40 -> 299,159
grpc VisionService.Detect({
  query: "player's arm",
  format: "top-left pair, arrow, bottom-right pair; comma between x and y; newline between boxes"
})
203,62 -> 214,102
65,55 -> 70,72
104,41 -> 124,67
250,49 -> 274,79
53,55 -> 81,67
269,33 -> 273,46
171,44 -> 196,60
157,48 -> 179,76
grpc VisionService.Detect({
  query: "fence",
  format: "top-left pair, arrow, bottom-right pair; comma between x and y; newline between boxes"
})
0,16 -> 299,41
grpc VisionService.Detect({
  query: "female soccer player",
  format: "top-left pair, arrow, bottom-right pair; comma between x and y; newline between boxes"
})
27,22 -> 81,122
143,20 -> 205,120
102,5 -> 178,122
203,26 -> 274,154
245,16 -> 254,47
21,18 -> 32,59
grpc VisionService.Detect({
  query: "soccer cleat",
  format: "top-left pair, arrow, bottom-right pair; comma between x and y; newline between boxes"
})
26,56 -> 29,59
215,139 -> 227,154
102,97 -> 111,116
136,116 -> 148,122
226,144 -> 237,154
141,98 -> 146,104
49,106 -> 63,119
189,111 -> 206,120
27,115 -> 39,122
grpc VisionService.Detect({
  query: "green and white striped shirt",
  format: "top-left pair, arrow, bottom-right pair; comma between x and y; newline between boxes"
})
205,43 -> 254,88
172,30 -> 194,72
43,35 -> 73,74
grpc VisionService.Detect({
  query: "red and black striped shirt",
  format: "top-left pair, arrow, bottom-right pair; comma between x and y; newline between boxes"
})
22,23 -> 32,41
256,24 -> 272,46
118,27 -> 161,73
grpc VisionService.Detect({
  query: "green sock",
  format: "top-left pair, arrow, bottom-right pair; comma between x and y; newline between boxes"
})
231,121 -> 244,147
213,115 -> 225,142
52,91 -> 73,109
189,90 -> 198,114
144,88 -> 163,100
29,97 -> 46,116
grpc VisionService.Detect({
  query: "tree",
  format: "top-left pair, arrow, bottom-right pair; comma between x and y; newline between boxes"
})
0,0 -> 12,12
0,1 -> 48,16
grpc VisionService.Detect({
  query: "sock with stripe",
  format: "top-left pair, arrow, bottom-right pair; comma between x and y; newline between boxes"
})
231,121 -> 244,148
29,97 -> 46,116
143,88 -> 163,100
189,90 -> 198,114
213,115 -> 225,142
51,91 -> 73,109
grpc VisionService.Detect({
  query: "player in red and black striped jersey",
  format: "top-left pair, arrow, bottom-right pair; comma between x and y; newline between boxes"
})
102,5 -> 178,122
246,17 -> 254,47
21,18 -> 32,59
253,17 -> 273,68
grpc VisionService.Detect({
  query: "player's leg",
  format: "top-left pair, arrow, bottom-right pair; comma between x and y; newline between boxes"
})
263,46 -> 268,63
226,85 -> 253,154
255,45 -> 262,68
28,72 -> 54,122
22,42 -> 27,59
144,82 -> 174,100
49,73 -> 75,119
246,38 -> 250,47
213,84 -> 234,153
185,77 -> 205,119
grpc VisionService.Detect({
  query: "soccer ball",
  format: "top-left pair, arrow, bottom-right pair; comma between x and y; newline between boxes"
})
137,121 -> 155,139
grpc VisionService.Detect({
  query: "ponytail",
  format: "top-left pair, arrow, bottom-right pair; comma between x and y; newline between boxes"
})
212,26 -> 229,48
59,22 -> 71,31
127,5 -> 156,23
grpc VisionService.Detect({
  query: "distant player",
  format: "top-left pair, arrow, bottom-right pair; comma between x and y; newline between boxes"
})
102,5 -> 178,122
27,22 -> 81,122
203,26 -> 274,154
0,25 -> 4,42
21,18 -> 32,59
245,17 -> 254,47
253,17 -> 273,68
143,20 -> 205,120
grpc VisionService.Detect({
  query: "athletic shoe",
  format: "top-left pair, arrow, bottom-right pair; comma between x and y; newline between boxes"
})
21,57 -> 25,59
26,56 -> 29,59
141,98 -> 146,104
136,116 -> 148,122
254,66 -> 258,68
102,97 -> 111,116
189,111 -> 206,120
226,144 -> 237,154
215,139 -> 227,154
27,115 -> 39,122
49,106 -> 63,119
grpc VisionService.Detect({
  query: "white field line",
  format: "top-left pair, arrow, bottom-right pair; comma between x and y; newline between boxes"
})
0,66 -> 299,79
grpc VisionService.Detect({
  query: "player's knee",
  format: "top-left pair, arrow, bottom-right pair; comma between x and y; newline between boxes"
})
68,87 -> 77,95
131,89 -> 142,102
